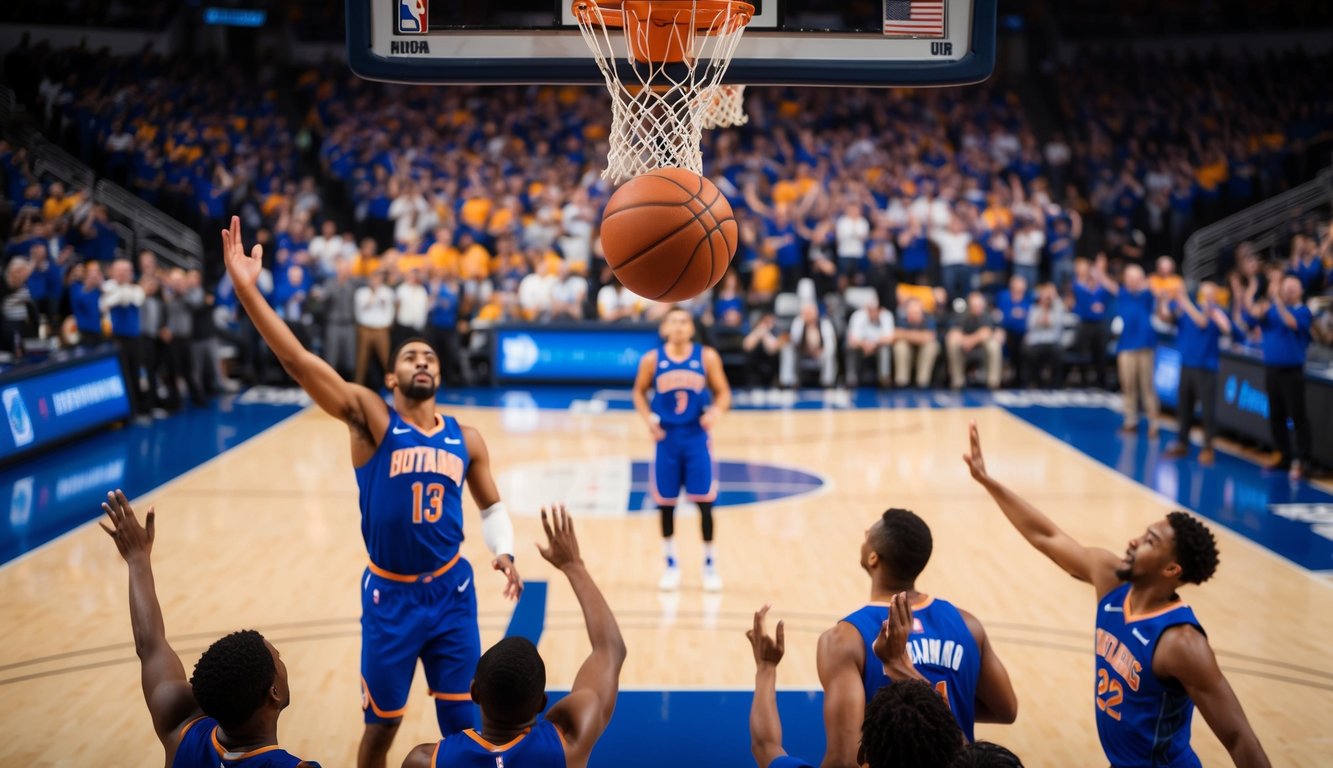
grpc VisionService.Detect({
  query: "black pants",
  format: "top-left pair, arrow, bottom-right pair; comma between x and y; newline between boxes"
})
1004,330 -> 1026,387
1024,343 -> 1063,389
1266,365 -> 1311,464
114,336 -> 148,415
1177,366 -> 1217,444
1075,320 -> 1110,388
161,338 -> 206,408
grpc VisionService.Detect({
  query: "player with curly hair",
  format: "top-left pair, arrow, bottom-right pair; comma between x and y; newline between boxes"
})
963,423 -> 1269,768
98,489 -> 319,767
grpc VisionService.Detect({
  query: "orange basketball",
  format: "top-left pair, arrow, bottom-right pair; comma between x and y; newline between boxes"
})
600,167 -> 737,303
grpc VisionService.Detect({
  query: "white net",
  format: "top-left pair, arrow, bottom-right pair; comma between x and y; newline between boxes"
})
698,84 -> 748,129
572,1 -> 753,183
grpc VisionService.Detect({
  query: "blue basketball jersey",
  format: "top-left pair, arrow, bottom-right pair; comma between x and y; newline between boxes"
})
650,344 -> 712,426
1095,583 -> 1203,768
354,408 -> 470,574
172,717 -> 313,767
431,721 -> 567,768
842,598 -> 981,741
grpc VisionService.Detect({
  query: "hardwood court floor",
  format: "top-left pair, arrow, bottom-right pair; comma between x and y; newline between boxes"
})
0,405 -> 1329,766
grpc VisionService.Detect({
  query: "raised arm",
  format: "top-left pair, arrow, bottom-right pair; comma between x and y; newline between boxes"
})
99,490 -> 200,744
631,350 -> 665,441
462,426 -> 521,601
1154,626 -> 1270,768
748,605 -> 789,768
540,506 -> 627,768
222,216 -> 387,447
816,623 -> 866,768
962,422 -> 1121,597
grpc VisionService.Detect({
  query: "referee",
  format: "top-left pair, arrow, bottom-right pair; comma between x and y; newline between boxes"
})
1160,282 -> 1229,466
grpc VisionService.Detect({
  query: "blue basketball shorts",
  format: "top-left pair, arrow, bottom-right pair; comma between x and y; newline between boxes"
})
652,425 -> 715,504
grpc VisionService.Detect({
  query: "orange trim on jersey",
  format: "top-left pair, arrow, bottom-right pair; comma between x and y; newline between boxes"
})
177,716 -> 207,742
1123,591 -> 1187,624
552,722 -> 569,750
368,551 -> 461,583
407,413 -> 446,438
210,727 -> 283,759
464,728 -> 531,752
430,740 -> 442,768
429,690 -> 472,701
864,596 -> 934,611
361,676 -> 408,719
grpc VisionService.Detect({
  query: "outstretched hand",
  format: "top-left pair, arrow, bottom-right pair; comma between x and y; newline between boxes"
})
220,215 -> 263,290
536,504 -> 582,572
98,489 -> 155,563
872,593 -> 920,681
747,604 -> 785,671
962,421 -> 989,482
493,554 -> 523,602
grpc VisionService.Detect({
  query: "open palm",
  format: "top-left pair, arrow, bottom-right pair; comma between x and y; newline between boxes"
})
220,215 -> 263,290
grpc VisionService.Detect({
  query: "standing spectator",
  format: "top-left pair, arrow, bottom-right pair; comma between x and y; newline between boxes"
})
189,270 -> 234,394
844,294 -> 895,389
1110,265 -> 1160,435
1,259 -> 37,353
101,258 -> 147,416
76,204 -> 119,264
1010,215 -> 1045,290
24,242 -> 63,324
1287,235 -> 1325,295
861,242 -> 899,313
932,214 -> 974,301
1242,275 -> 1315,480
160,270 -> 206,408
393,268 -> 429,349
1070,257 -> 1115,388
1160,282 -> 1229,466
996,275 -> 1032,386
426,265 -> 470,386
834,203 -> 871,281
138,275 -> 168,416
1023,283 -> 1067,388
780,302 -> 837,388
353,269 -> 395,388
1148,256 -> 1184,298
892,298 -> 940,388
320,260 -> 359,380
946,292 -> 1003,389
742,313 -> 782,388
309,219 -> 344,276
69,260 -> 105,346
597,275 -> 641,322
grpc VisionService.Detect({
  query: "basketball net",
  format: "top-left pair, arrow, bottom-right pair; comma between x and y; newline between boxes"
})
572,1 -> 754,183
698,84 -> 748,129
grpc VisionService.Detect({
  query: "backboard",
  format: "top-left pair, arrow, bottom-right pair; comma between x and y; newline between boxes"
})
347,0 -> 996,87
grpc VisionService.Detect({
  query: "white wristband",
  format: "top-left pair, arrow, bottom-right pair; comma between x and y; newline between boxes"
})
480,502 -> 515,558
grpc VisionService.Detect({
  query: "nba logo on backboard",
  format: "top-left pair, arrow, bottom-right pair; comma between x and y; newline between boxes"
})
3,388 -> 34,447
397,0 -> 427,34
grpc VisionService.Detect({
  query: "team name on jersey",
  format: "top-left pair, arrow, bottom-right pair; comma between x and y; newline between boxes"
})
907,637 -> 967,671
1095,628 -> 1143,691
388,446 -> 464,484
657,370 -> 706,393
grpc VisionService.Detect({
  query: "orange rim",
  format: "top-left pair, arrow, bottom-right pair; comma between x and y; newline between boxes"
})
573,0 -> 755,64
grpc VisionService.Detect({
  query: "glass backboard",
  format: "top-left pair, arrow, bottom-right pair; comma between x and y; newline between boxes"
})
347,0 -> 995,87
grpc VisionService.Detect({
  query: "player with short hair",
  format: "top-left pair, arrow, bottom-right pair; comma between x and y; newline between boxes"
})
402,505 -> 627,768
99,489 -> 319,767
963,422 -> 1270,767
632,305 -> 732,592
222,217 -> 522,768
817,510 -> 1017,767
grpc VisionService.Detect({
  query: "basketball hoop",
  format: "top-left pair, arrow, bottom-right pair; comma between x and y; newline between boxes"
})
572,0 -> 755,183
698,84 -> 748,129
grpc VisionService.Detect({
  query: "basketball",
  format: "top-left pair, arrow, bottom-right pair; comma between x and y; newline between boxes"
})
600,167 -> 737,303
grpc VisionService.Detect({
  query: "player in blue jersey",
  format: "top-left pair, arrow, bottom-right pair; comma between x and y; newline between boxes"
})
632,306 -> 732,592
223,218 -> 523,768
963,423 -> 1270,767
748,604 -> 974,768
402,505 -> 627,768
817,509 -> 1016,767
99,489 -> 319,768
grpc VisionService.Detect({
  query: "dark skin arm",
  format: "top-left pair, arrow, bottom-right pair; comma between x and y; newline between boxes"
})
963,422 -> 1122,598
700,346 -> 732,431
816,623 -> 866,768
541,506 -> 628,768
461,425 -> 521,600
1154,626 -> 1270,768
222,216 -> 387,464
748,605 -> 788,768
98,490 -> 201,754
959,609 -> 1018,724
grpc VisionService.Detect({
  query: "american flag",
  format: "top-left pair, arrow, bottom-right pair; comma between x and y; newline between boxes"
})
883,0 -> 945,38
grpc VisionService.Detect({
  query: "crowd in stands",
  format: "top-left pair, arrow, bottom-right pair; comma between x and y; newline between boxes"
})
1,45 -> 1331,416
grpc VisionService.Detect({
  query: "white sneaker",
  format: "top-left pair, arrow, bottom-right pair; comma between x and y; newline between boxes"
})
658,566 -> 681,592
702,567 -> 723,593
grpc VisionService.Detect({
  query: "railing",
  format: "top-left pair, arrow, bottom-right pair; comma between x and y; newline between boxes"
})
1183,164 -> 1333,284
